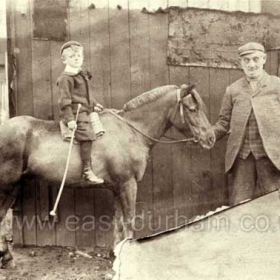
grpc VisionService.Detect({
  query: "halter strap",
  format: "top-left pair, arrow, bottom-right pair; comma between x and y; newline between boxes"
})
175,89 -> 200,143
177,89 -> 185,124
105,108 -> 198,144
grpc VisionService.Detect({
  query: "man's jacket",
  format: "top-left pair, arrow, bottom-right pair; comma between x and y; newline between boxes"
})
213,71 -> 280,172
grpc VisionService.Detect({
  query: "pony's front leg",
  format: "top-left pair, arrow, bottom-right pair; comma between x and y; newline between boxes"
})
112,178 -> 137,250
0,234 -> 13,269
112,194 -> 124,249
119,178 -> 137,240
0,186 -> 18,268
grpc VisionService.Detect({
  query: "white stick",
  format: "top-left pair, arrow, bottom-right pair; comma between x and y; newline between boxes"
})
50,104 -> 81,216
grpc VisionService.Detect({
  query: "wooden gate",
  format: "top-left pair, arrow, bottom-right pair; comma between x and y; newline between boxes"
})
6,0 -> 280,248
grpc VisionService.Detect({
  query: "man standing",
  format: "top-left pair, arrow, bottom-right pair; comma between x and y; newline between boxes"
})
208,42 -> 280,206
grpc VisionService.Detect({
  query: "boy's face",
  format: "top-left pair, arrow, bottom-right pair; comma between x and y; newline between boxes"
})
62,47 -> 84,68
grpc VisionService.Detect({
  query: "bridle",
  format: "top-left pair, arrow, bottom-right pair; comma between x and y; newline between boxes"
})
106,88 -> 201,144
175,89 -> 201,143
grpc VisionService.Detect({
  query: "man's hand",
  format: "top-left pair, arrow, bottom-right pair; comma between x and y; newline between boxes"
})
94,103 -> 104,113
67,120 -> 77,130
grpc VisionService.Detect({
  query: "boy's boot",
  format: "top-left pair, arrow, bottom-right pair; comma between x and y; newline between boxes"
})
82,161 -> 104,184
81,141 -> 104,184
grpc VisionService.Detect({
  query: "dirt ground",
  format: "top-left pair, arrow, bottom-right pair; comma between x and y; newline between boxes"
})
0,205 -> 116,280
0,210 -> 115,279
0,245 -> 115,280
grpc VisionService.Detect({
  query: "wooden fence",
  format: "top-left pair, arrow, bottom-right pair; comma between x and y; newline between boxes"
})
7,0 -> 279,248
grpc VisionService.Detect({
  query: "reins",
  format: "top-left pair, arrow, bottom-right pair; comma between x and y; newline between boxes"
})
104,90 -> 199,144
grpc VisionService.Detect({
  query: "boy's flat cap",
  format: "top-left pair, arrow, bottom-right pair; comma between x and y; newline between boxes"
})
60,41 -> 82,54
238,42 -> 265,56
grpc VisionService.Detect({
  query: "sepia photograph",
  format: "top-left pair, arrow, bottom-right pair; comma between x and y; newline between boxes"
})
1,0 -> 280,279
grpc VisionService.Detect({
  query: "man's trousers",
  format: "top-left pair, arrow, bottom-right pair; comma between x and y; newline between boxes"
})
229,153 -> 280,206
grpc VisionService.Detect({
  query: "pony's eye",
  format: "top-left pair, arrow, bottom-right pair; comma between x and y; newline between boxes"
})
188,107 -> 197,113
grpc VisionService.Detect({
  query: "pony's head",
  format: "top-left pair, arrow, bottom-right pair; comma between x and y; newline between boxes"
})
169,84 -> 214,149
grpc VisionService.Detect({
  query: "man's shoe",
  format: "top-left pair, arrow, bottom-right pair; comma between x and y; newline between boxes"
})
82,167 -> 104,184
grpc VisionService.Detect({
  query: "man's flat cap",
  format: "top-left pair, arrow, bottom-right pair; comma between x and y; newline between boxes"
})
60,41 -> 82,54
238,42 -> 265,56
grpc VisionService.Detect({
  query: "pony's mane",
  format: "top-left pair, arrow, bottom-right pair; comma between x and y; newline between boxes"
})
122,85 -> 178,112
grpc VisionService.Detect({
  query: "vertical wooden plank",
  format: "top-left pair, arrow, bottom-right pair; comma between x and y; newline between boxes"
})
68,0 -> 91,70
31,0 -> 69,247
89,0 -> 111,107
32,39 -> 54,245
50,0 -> 70,120
129,0 -> 154,238
104,0 -> 131,244
189,67 -> 212,216
148,4 -> 174,234
14,0 -> 33,116
209,68 -> 230,209
7,0 -> 23,246
55,187 -> 76,246
94,189 -> 114,248
277,51 -> 280,77
229,69 -> 243,84
269,50 -> 278,76
50,41 -> 64,121
89,0 -> 115,248
52,0 -> 77,248
32,40 -> 52,118
75,189 -> 95,248
21,179 -> 37,246
12,0 -> 37,246
6,0 -> 16,118
32,0 -> 67,41
264,50 -> 271,74
36,182 -> 57,246
109,0 -> 131,109
37,183 -> 49,221
50,185 -> 59,245
129,0 -> 150,96
67,0 -> 100,248
0,0 -> 6,38
227,68 -> 243,202
169,66 -> 194,226
50,22 -> 68,241
12,186 -> 24,247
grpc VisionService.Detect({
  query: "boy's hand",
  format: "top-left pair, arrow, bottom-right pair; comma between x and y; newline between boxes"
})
94,103 -> 104,113
67,120 -> 77,130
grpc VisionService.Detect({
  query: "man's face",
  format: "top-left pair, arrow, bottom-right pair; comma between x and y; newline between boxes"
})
240,51 -> 266,80
63,47 -> 84,69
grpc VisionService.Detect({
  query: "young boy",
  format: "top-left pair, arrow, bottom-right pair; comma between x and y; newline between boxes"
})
57,41 -> 104,184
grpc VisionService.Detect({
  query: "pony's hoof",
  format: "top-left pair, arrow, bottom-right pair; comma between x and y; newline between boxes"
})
1,259 -> 15,269
1,252 -> 14,269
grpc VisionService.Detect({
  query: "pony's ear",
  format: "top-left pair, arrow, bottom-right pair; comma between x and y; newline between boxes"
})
180,84 -> 195,97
